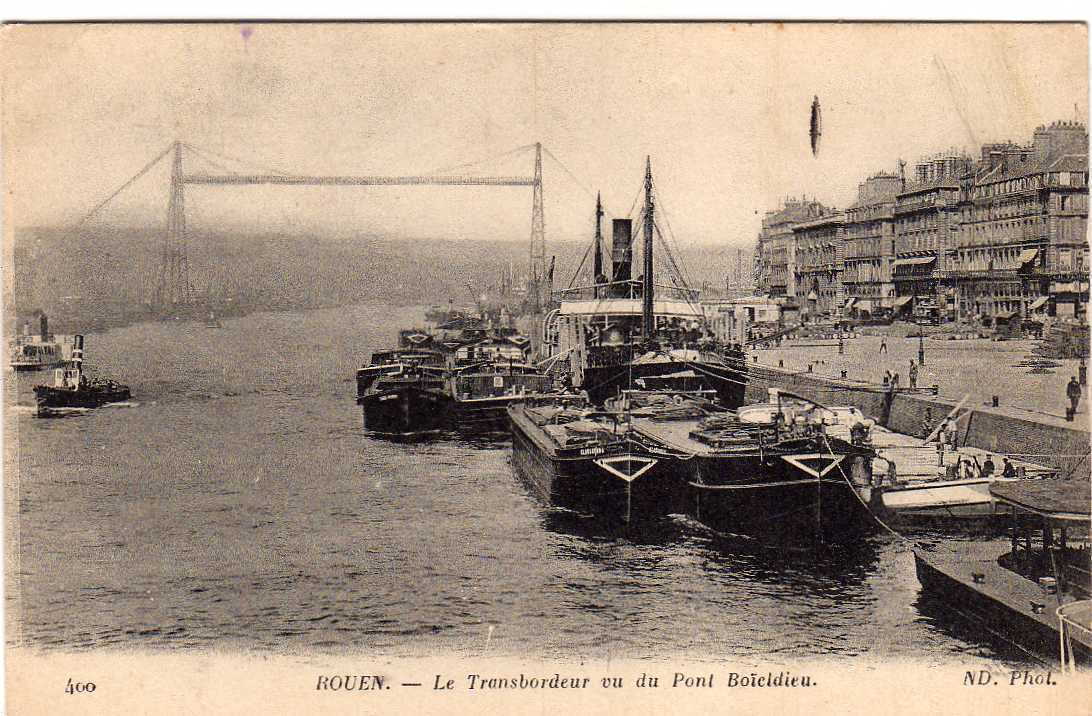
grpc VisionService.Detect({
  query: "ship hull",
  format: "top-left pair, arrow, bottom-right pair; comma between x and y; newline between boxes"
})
509,406 -> 684,522
360,386 -> 542,437
682,447 -> 875,544
359,385 -> 451,437
34,384 -> 131,416
581,358 -> 746,408
914,549 -> 1091,665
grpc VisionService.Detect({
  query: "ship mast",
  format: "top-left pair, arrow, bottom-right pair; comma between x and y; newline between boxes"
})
593,192 -> 604,298
642,156 -> 654,340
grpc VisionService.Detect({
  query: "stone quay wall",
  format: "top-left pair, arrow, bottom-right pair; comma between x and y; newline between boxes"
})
743,364 -> 1091,476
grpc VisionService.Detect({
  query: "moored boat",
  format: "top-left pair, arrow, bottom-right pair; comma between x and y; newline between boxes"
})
630,390 -> 877,543
914,479 -> 1092,665
357,326 -> 553,437
508,395 -> 687,523
537,162 -> 747,407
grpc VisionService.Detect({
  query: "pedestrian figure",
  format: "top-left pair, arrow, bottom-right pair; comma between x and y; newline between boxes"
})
883,370 -> 891,387
981,455 -> 995,478
1067,376 -> 1082,420
879,336 -> 888,355
891,372 -> 900,391
908,360 -> 918,389
1002,458 -> 1017,478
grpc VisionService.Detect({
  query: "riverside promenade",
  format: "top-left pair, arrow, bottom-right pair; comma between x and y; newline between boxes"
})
742,333 -> 1090,479
753,333 -> 1089,432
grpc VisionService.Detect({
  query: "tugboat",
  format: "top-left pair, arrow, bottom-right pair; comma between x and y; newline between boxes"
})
538,160 -> 747,407
356,326 -> 553,437
34,335 -> 131,417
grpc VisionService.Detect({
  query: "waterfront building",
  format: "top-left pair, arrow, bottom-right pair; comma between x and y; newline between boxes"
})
843,172 -> 903,319
703,295 -> 782,344
892,152 -> 974,321
792,210 -> 846,318
754,197 -> 828,300
948,121 -> 1089,321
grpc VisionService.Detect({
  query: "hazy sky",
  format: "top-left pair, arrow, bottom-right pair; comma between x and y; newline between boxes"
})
3,23 -> 1087,250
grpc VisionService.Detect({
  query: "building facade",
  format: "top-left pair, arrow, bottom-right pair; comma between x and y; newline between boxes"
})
843,173 -> 902,319
754,198 -> 828,300
892,153 -> 974,320
753,119 -> 1088,326
947,121 -> 1089,321
792,211 -> 846,317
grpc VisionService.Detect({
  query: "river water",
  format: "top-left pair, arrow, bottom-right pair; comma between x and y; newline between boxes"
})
6,303 -> 1022,665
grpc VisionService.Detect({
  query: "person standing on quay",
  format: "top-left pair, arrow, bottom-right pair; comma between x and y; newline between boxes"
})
908,360 -> 918,389
1067,376 -> 1082,420
879,336 -> 888,355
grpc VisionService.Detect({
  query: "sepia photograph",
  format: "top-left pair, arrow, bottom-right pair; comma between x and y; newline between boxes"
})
2,19 -> 1090,714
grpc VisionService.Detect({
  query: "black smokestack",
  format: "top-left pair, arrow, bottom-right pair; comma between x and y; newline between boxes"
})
39,313 -> 48,339
611,219 -> 632,285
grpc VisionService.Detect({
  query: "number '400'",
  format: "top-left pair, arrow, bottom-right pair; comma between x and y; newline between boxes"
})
65,678 -> 96,694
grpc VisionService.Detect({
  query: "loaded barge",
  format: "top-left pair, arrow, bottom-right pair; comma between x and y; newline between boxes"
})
630,392 -> 877,543
357,324 -> 552,437
508,395 -> 686,522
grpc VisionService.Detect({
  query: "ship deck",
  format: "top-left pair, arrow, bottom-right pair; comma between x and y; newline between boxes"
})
630,416 -> 717,456
915,541 -> 1092,654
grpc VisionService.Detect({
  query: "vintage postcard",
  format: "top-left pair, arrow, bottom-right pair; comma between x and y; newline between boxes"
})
2,21 -> 1090,714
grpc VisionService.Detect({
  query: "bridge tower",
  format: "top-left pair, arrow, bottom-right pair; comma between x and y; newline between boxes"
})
528,142 -> 546,308
155,141 -> 193,311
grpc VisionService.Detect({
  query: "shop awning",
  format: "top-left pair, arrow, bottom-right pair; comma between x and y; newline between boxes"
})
892,296 -> 914,307
855,299 -> 874,312
1018,248 -> 1039,265
1028,296 -> 1049,311
892,256 -> 936,269
806,290 -> 818,300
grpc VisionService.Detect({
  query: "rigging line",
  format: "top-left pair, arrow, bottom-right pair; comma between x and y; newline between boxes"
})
1062,451 -> 1089,480
541,146 -> 617,218
66,143 -> 175,231
181,142 -> 290,177
425,143 -> 537,177
652,221 -> 703,317
822,432 -> 917,546
181,145 -> 242,177
650,178 -> 696,290
567,235 -> 596,289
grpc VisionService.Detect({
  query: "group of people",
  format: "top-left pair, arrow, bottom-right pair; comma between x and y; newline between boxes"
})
947,454 -> 1019,481
882,360 -> 920,391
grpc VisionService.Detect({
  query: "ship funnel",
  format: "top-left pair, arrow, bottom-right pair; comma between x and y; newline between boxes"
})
611,219 -> 633,291
72,334 -> 84,364
39,313 -> 48,339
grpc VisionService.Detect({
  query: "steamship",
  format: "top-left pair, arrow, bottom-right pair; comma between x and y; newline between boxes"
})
536,158 -> 747,406
510,157 -> 749,521
9,314 -> 77,372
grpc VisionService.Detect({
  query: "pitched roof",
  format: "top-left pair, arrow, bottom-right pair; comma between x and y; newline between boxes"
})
990,479 -> 1091,517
